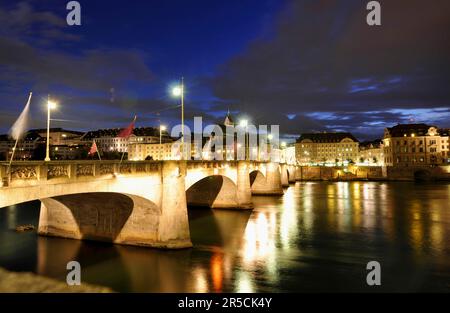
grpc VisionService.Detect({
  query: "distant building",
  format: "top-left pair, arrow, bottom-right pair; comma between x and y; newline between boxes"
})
280,144 -> 296,165
82,127 -> 167,153
32,128 -> 84,146
128,142 -> 174,161
358,139 -> 384,166
383,124 -> 450,166
0,132 -> 42,160
295,132 -> 359,165
0,128 -> 86,161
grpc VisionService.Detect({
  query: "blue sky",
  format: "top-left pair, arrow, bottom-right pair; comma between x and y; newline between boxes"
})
1,0 -> 449,141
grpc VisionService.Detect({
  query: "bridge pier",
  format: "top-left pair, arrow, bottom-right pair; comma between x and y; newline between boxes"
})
280,164 -> 289,187
236,161 -> 253,209
288,166 -> 296,183
38,161 -> 192,249
295,166 -> 302,181
251,162 -> 284,195
185,161 -> 253,210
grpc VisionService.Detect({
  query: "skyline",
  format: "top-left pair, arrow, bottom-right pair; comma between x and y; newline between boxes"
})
1,0 -> 450,142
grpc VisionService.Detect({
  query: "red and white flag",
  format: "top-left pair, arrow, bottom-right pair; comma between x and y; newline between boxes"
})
118,115 -> 136,139
88,140 -> 98,155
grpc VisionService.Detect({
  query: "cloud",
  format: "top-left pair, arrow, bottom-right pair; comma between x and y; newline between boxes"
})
0,1 -> 156,132
210,0 -> 450,139
0,36 -> 154,92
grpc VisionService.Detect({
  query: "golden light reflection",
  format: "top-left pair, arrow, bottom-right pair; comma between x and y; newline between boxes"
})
236,271 -> 254,293
353,182 -> 360,200
193,267 -> 208,293
281,187 -> 299,249
410,217 -> 424,253
211,253 -> 223,292
430,222 -> 444,252
242,210 -> 279,282
6,206 -> 17,229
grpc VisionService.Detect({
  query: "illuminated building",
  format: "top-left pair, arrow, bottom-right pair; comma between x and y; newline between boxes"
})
82,127 -> 164,153
358,139 -> 384,166
383,124 -> 450,166
295,132 -> 359,165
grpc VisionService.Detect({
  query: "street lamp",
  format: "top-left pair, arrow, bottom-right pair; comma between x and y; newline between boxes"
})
160,125 -> 166,145
45,96 -> 57,162
239,119 -> 249,160
172,78 -> 184,158
159,125 -> 166,160
266,134 -> 274,161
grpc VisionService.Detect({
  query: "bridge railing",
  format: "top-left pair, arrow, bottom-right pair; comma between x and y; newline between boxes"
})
0,160 -> 163,188
0,160 -> 280,188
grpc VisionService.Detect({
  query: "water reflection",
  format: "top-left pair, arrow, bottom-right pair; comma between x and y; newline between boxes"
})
0,182 -> 450,292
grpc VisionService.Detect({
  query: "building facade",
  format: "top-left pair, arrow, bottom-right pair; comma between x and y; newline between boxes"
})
358,140 -> 384,166
383,124 -> 450,166
295,132 -> 359,165
82,127 -> 167,153
128,142 -> 174,161
0,128 -> 86,161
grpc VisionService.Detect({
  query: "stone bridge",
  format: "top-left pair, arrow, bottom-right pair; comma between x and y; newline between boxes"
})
0,160 -> 296,249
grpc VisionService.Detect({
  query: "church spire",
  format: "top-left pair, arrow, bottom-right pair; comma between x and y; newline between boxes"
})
224,109 -> 234,126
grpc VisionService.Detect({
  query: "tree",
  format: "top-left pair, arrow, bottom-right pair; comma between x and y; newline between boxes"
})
31,143 -> 46,160
145,155 -> 153,161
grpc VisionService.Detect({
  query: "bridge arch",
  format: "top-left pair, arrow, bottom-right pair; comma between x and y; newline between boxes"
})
249,170 -> 265,187
1,161 -> 192,249
414,169 -> 432,181
186,175 -> 240,209
287,166 -> 296,183
39,192 -> 160,246
249,163 -> 284,195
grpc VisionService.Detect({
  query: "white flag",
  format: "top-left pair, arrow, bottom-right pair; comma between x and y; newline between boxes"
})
9,92 -> 32,140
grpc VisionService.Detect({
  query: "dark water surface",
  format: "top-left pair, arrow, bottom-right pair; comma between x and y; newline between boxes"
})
1,182 -> 449,292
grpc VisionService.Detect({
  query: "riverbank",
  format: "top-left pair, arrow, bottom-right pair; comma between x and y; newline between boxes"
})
0,267 -> 112,292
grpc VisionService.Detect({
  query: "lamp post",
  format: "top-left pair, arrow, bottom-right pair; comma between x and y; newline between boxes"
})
281,141 -> 287,164
267,133 -> 273,161
45,95 -> 57,162
172,78 -> 184,159
159,125 -> 166,160
240,119 -> 248,160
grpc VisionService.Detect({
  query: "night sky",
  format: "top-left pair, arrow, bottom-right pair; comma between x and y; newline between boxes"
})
1,0 -> 449,141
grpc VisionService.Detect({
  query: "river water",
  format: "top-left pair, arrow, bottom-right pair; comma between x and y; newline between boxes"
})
0,181 -> 449,292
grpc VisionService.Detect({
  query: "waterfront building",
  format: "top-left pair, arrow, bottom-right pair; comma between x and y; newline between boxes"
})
32,128 -> 84,146
0,128 -> 86,161
0,133 -> 42,160
279,145 -> 296,165
82,127 -> 165,153
358,139 -> 384,166
295,132 -> 359,165
383,124 -> 450,166
128,142 -> 175,160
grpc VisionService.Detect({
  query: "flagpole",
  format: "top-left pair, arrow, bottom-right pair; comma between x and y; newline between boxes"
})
94,140 -> 101,161
7,138 -> 19,173
119,115 -> 136,166
7,92 -> 33,174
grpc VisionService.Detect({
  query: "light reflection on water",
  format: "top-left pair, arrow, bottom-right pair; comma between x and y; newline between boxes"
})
0,181 -> 450,292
